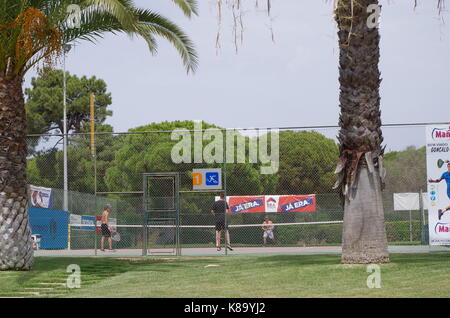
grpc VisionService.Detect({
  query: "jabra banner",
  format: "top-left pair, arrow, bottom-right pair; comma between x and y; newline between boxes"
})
215,195 -> 316,213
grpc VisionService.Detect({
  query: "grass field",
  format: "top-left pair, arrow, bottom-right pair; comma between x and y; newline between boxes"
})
0,253 -> 449,298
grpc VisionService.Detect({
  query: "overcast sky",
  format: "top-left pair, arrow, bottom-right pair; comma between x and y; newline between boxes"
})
25,0 -> 450,151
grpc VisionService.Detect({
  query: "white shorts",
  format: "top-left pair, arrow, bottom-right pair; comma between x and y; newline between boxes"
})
263,230 -> 274,239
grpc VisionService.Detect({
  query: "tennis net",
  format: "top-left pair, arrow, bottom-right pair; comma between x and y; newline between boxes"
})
68,220 -> 344,251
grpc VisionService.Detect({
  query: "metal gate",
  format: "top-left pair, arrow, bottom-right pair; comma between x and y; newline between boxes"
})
142,173 -> 180,256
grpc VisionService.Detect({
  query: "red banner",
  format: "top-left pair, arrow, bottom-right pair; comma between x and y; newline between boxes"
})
228,196 -> 266,213
223,195 -> 316,213
96,216 -> 102,234
277,195 -> 316,213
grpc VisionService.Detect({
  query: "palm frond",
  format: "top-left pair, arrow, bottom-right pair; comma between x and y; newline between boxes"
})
169,0 -> 198,17
133,8 -> 198,73
81,0 -> 137,31
0,0 -> 198,76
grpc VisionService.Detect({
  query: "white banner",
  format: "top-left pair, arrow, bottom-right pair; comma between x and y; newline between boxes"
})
393,193 -> 420,211
30,185 -> 53,209
426,125 -> 450,245
393,193 -> 428,211
70,214 -> 81,225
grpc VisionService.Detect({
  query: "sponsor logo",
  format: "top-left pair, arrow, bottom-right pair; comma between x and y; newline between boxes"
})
266,197 -> 277,209
435,222 -> 450,234
281,198 -> 314,212
205,172 -> 219,186
432,128 -> 450,140
232,199 -> 264,213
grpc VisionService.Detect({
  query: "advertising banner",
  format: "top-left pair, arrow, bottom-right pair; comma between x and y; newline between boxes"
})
215,195 -> 316,213
70,215 -> 96,231
28,207 -> 68,249
30,185 -> 53,209
277,195 -> 316,213
426,125 -> 450,245
228,196 -> 266,213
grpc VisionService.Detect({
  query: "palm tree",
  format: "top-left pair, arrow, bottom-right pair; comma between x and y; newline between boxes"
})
333,0 -> 443,263
333,0 -> 389,264
0,0 -> 198,270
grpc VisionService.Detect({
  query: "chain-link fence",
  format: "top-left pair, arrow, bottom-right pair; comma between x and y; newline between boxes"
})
26,124 -> 431,255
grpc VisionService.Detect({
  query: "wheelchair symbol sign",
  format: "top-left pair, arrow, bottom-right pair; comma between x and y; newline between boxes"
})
192,169 -> 222,190
206,172 -> 219,185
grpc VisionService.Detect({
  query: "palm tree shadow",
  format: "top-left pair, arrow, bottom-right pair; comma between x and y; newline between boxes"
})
14,257 -> 178,286
249,254 -> 342,267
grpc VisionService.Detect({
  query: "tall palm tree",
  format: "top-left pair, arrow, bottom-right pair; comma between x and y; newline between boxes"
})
333,0 -> 389,264
333,0 -> 444,263
0,0 -> 198,270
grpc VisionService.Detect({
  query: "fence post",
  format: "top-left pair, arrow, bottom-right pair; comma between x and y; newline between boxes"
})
94,230 -> 97,256
420,189 -> 426,226
223,133 -> 228,257
68,224 -> 71,250
409,210 -> 413,242
419,189 -> 428,245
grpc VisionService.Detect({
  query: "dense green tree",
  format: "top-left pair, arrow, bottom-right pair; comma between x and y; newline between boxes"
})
25,68 -> 112,135
105,120 -> 231,192
104,122 -> 339,201
27,124 -> 125,193
384,146 -> 426,193
277,131 -> 339,195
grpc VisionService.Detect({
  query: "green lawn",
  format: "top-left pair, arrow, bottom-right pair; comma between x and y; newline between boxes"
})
0,253 -> 449,298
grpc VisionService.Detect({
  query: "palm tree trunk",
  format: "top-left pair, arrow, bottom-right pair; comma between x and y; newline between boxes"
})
341,167 -> 389,263
0,75 -> 34,270
335,0 -> 389,263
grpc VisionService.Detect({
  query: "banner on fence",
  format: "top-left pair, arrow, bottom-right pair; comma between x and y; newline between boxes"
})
193,168 -> 222,190
30,185 -> 53,209
426,125 -> 450,245
70,214 -> 96,231
28,207 -> 68,249
215,195 -> 316,213
393,193 -> 429,211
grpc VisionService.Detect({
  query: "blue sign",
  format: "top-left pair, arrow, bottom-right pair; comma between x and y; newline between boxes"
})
192,168 -> 222,190
29,207 -> 68,249
71,215 -> 96,231
206,172 -> 219,186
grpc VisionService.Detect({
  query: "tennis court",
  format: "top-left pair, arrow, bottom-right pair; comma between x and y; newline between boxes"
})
26,126 -> 445,260
34,245 -> 450,258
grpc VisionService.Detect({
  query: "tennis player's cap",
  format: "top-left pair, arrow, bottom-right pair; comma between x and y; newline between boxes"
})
105,204 -> 112,210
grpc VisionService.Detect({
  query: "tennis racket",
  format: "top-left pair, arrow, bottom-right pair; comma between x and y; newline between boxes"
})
111,231 -> 121,242
438,159 -> 449,168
